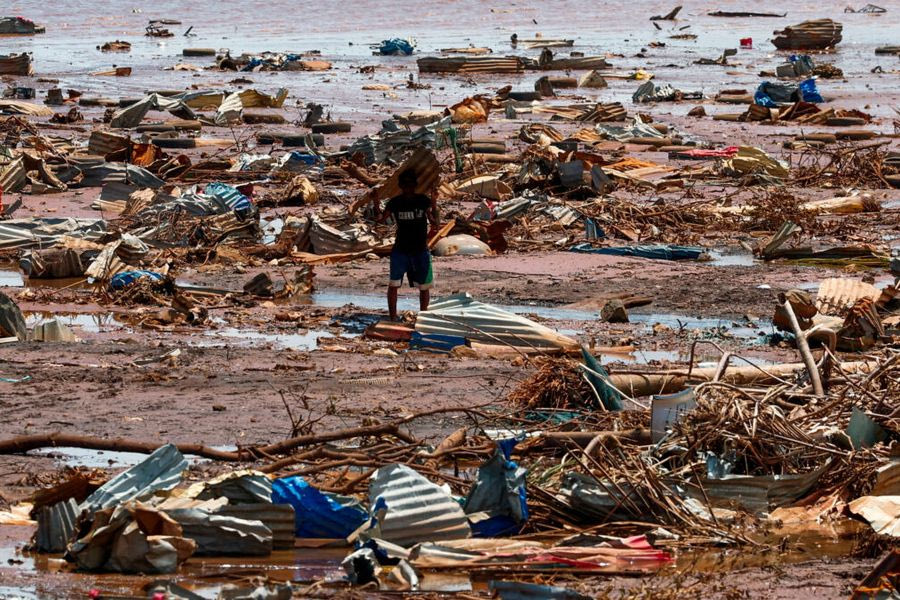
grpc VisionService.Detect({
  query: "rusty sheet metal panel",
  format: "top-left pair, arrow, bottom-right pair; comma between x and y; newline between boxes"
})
88,130 -> 130,156
218,504 -> 295,549
368,464 -> 471,546
0,53 -> 33,76
374,148 -> 441,201
772,19 -> 842,50
0,157 -> 27,193
541,56 -> 611,71
581,102 -> 626,123
417,56 -> 524,74
415,293 -> 578,350
815,277 -> 881,317
0,217 -> 107,250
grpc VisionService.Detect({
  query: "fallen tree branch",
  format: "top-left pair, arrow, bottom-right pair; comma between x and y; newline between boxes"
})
0,420 -> 417,462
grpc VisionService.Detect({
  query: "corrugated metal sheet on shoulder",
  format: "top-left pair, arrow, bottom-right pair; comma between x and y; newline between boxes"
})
369,464 -> 470,546
415,293 -> 578,350
374,148 -> 441,201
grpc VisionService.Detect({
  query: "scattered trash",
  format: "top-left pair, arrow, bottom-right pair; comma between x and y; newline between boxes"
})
1,8 -> 898,598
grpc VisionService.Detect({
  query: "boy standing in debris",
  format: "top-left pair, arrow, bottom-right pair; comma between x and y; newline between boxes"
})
378,169 -> 439,321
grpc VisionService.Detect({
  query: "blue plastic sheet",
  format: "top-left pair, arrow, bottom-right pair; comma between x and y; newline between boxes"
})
109,270 -> 164,291
569,242 -> 703,261
378,39 -> 414,56
754,87 -> 779,108
464,440 -> 529,537
272,476 -> 368,538
754,77 -> 822,107
409,332 -> 468,353
285,151 -> 320,166
798,78 -> 824,103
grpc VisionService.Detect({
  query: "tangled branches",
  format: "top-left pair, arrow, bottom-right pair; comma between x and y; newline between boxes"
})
793,143 -> 896,188
507,357 -> 594,410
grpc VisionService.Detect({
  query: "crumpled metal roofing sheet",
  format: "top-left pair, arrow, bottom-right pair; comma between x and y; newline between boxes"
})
35,498 -> 79,553
415,293 -> 577,350
816,277 -> 881,318
368,464 -> 471,546
81,443 -> 188,513
0,157 -> 27,193
217,504 -> 294,549
0,217 -> 107,250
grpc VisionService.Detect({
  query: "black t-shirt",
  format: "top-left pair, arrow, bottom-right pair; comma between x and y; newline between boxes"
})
386,193 -> 431,253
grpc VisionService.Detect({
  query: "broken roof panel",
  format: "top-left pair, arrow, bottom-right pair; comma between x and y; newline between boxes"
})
0,217 -> 107,251
367,464 -> 471,546
81,444 -> 188,513
416,293 -> 578,350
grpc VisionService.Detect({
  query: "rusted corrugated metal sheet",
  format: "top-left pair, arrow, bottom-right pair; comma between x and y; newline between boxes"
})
374,148 -> 441,201
772,19 -> 842,50
418,56 -> 525,74
416,293 -> 578,350
816,277 -> 881,318
540,56 -> 611,71
218,504 -> 294,549
0,157 -> 27,193
0,53 -> 33,76
35,498 -> 79,552
368,464 -> 471,546
88,130 -> 131,156
580,102 -> 626,123
0,217 -> 107,250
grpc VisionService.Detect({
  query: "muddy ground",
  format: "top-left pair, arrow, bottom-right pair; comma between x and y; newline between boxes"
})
1,0 -> 899,597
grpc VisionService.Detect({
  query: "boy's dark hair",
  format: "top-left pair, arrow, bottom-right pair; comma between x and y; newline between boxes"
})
398,169 -> 418,186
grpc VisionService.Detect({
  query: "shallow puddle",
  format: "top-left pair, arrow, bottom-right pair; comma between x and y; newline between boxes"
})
629,312 -> 770,339
0,268 -> 90,290
201,327 -> 355,351
0,269 -> 24,287
23,312 -> 127,334
706,251 -> 757,267
27,447 -> 174,468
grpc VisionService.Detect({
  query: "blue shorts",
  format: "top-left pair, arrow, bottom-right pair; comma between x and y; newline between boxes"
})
389,250 -> 433,289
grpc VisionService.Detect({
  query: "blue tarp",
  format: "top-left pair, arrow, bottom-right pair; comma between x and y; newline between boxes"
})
272,476 -> 368,538
378,39 -> 414,56
798,78 -> 824,103
109,270 -> 164,290
464,440 -> 528,537
754,78 -> 822,108
569,242 -> 703,261
409,332 -> 468,353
